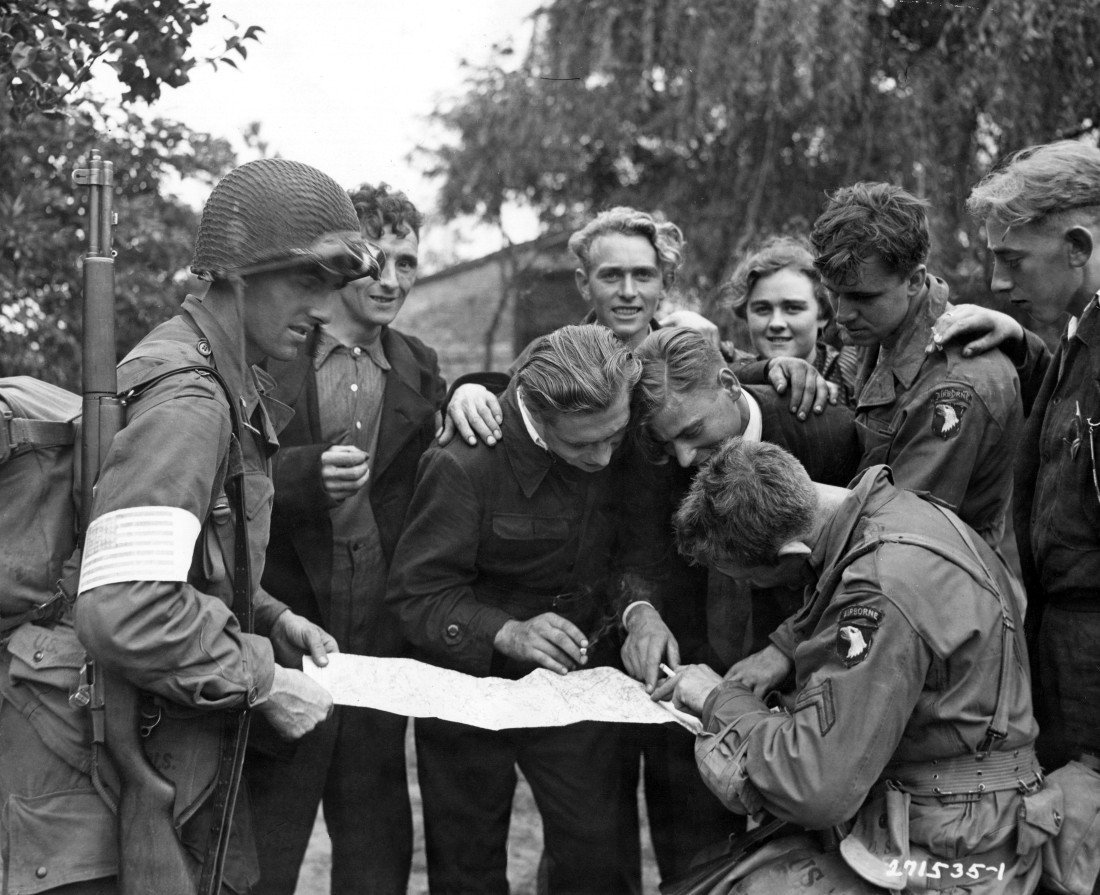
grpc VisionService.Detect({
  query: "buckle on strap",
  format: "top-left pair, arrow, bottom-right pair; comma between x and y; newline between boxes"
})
977,726 -> 1007,760
0,405 -> 11,463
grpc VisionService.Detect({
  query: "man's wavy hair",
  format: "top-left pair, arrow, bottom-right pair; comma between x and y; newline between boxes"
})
674,439 -> 817,568
810,182 -> 930,286
720,235 -> 833,322
348,182 -> 423,239
632,327 -> 727,459
517,324 -> 642,421
966,140 -> 1100,228
569,207 -> 685,288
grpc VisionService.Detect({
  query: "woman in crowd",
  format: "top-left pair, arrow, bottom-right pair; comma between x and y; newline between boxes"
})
721,235 -> 859,406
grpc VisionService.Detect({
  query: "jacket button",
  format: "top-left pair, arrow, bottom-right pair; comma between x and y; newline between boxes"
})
35,866 -> 48,879
446,624 -> 460,639
33,650 -> 44,663
247,686 -> 259,707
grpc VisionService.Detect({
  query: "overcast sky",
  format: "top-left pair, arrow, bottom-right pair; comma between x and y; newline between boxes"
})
139,0 -> 543,258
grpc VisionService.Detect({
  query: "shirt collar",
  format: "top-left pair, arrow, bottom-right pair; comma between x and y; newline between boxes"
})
313,326 -> 391,371
516,387 -> 548,450
500,385 -> 556,498
180,294 -> 290,447
1070,292 -> 1100,343
181,293 -> 260,419
811,464 -> 899,575
857,275 -> 948,408
740,388 -> 763,442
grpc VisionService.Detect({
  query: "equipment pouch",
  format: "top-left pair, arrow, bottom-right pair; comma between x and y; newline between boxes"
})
141,701 -> 225,826
839,784 -> 911,891
3,621 -> 90,774
1036,761 -> 1100,895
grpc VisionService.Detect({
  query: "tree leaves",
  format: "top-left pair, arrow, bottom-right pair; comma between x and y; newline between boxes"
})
0,1 -> 263,120
425,0 -> 1100,309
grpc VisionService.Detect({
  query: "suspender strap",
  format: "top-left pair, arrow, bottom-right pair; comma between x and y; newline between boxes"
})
924,504 -> 1027,756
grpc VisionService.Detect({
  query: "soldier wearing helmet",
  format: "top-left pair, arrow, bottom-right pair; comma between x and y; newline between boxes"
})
0,158 -> 376,893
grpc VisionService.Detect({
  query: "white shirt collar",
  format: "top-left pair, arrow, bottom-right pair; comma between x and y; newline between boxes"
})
741,388 -> 763,442
516,387 -> 548,451
1067,290 -> 1100,340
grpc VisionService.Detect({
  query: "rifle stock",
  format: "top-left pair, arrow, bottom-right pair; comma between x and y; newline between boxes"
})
75,151 -> 199,895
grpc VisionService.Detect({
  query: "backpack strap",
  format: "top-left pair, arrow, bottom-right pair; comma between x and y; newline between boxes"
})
0,413 -> 75,463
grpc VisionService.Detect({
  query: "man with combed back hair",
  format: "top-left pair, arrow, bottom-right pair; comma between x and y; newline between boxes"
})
245,183 -> 444,895
928,139 -> 1100,777
712,184 -> 1022,552
656,440 -> 1048,895
0,158 -> 371,893
386,324 -> 641,895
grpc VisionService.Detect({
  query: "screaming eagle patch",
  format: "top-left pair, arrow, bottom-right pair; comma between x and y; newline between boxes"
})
836,605 -> 882,667
930,386 -> 973,440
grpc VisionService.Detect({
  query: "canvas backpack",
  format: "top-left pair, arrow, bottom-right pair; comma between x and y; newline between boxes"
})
0,376 -> 82,635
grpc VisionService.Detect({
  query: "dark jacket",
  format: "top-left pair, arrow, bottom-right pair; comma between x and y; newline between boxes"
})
262,325 -> 445,656
1013,304 -> 1100,609
386,385 -> 626,678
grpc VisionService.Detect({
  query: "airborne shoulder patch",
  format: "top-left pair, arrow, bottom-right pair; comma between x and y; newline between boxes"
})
836,605 -> 882,667
930,386 -> 974,440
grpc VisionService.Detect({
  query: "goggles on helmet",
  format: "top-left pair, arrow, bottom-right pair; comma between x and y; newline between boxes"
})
236,232 -> 386,287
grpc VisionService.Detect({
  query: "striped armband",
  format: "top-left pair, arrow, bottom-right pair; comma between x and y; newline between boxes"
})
78,506 -> 201,593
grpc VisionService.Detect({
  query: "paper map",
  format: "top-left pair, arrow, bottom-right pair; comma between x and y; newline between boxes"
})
304,654 -> 701,734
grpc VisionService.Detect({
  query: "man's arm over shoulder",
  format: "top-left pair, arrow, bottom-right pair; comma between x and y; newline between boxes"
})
75,370 -> 276,711
385,445 -> 512,675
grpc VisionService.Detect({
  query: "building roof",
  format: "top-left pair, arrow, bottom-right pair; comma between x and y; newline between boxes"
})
415,230 -> 572,287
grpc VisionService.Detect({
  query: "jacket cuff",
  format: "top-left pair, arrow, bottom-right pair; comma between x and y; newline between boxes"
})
701,680 -> 768,733
440,603 -> 514,676
240,632 -> 276,707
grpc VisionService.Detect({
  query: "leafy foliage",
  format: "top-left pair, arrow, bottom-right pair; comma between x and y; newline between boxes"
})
0,0 -> 255,386
0,104 -> 238,387
425,0 -> 1100,308
0,0 -> 261,121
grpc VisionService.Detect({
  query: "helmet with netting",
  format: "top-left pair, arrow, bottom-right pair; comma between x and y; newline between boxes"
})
192,158 -> 363,281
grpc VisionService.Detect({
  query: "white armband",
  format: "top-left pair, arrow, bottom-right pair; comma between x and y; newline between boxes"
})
78,506 -> 202,593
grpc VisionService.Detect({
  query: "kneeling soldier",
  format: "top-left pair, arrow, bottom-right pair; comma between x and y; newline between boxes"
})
656,440 -> 1049,894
